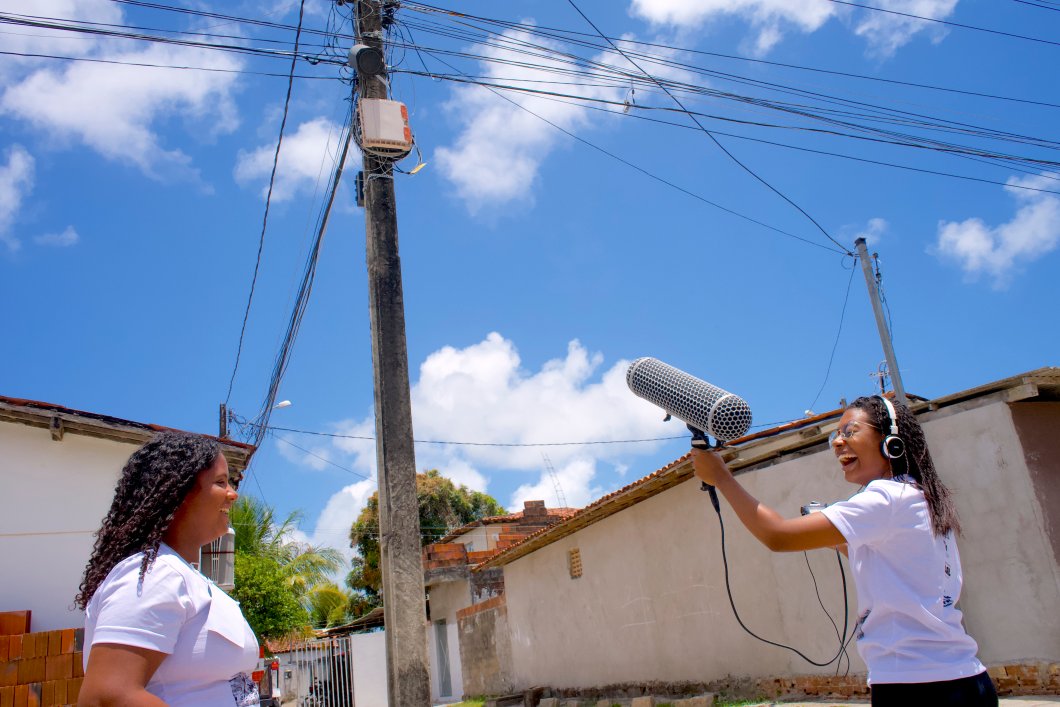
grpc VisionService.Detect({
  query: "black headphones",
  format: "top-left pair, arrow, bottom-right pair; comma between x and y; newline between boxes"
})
877,395 -> 906,459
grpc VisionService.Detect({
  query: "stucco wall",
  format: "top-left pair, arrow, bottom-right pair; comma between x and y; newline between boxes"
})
349,631 -> 388,707
458,601 -> 515,697
428,579 -> 469,701
0,423 -> 135,631
499,399 -> 1060,691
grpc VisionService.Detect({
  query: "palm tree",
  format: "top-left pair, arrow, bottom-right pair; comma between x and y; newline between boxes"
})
307,582 -> 354,629
230,496 -> 343,599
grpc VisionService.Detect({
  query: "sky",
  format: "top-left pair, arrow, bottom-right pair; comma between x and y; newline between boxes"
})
2,0 -> 1058,566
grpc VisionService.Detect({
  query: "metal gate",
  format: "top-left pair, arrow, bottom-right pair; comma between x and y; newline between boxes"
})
284,636 -> 357,707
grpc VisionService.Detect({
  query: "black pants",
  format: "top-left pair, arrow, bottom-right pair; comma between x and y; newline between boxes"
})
871,671 -> 997,706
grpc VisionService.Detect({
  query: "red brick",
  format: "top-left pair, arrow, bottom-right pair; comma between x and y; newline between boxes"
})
0,614 -> 30,638
0,639 -> 7,664
38,683 -> 53,707
70,655 -> 81,680
6,639 -> 19,663
32,638 -> 46,664
17,659 -> 44,686
51,682 -> 64,706
56,635 -> 71,660
24,684 -> 38,707
0,662 -> 16,688
64,679 -> 80,704
0,685 -> 12,707
43,657 -> 71,684
45,636 -> 58,661
12,685 -> 26,707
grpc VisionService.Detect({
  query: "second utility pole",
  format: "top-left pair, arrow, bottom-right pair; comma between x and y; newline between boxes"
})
355,0 -> 431,704
854,237 -> 908,407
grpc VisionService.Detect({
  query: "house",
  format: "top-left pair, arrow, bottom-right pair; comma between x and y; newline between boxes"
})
455,368 -> 1060,702
421,501 -> 578,703
0,395 -> 255,633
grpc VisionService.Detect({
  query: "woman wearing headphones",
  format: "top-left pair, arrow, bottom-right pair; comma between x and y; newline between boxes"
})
691,395 -> 996,706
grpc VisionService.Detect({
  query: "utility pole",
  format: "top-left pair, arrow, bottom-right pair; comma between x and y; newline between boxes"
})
854,237 -> 908,407
353,1 -> 431,704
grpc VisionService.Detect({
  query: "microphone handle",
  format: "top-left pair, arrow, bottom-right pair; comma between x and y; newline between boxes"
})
688,425 -> 721,513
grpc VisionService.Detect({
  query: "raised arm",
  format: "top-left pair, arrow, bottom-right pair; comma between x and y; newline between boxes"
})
691,449 -> 846,552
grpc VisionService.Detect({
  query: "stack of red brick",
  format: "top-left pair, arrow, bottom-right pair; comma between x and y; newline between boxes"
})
0,611 -> 84,707
422,543 -> 469,570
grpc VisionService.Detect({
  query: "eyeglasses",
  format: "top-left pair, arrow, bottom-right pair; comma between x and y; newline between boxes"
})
828,421 -> 879,445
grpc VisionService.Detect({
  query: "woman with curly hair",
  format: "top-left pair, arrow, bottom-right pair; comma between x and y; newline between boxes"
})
76,431 -> 260,707
691,395 -> 997,706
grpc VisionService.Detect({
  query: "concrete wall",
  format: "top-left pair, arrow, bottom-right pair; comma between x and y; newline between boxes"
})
458,599 -> 515,698
428,579 -> 469,701
498,399 -> 1060,691
0,423 -> 136,631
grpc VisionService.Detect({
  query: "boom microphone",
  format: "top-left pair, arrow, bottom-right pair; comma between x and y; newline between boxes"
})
625,357 -> 752,443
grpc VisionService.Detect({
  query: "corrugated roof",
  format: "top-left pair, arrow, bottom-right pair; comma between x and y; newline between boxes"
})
476,367 -> 1060,570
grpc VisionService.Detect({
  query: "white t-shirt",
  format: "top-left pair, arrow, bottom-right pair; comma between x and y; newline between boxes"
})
821,479 -> 985,685
84,544 -> 260,706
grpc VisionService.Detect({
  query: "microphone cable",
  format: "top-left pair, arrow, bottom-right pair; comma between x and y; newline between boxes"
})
705,490 -> 853,668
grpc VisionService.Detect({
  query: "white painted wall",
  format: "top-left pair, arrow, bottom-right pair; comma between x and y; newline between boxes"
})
427,579 -> 469,702
0,422 -> 137,631
500,400 -> 1060,689
350,631 -> 388,707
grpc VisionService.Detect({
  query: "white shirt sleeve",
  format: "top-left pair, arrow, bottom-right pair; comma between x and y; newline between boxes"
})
821,482 -> 896,550
89,558 -> 197,655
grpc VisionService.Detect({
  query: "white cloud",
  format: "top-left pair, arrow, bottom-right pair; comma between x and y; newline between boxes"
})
630,0 -> 837,54
853,0 -> 958,57
859,217 -> 887,245
0,145 -> 35,253
628,0 -> 958,56
1,2 -> 242,178
289,479 -> 377,568
435,26 -> 624,211
34,226 -> 79,247
0,0 -> 122,80
935,174 -> 1060,288
234,117 -> 358,201
282,334 -> 677,546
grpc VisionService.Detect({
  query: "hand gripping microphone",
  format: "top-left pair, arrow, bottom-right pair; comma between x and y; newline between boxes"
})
626,357 -> 753,507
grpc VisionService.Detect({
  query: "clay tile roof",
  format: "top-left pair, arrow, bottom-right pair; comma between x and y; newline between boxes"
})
474,366 -> 1060,571
0,394 -> 256,470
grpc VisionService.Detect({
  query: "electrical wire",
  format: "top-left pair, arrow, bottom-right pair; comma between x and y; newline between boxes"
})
225,0 -> 307,408
808,261 -> 859,413
827,0 -> 1060,49
421,54 -> 845,254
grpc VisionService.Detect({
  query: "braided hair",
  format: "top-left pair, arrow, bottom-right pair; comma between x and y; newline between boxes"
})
848,396 -> 961,537
75,431 -> 221,610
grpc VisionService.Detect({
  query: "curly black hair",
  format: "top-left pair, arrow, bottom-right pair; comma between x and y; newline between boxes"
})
848,396 -> 961,537
75,431 -> 221,610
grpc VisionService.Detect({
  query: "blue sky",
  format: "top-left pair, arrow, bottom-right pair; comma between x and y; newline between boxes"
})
2,0 -> 1058,561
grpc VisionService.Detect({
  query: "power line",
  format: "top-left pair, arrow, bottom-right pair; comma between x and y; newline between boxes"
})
421,55 -> 845,254
226,0 -> 308,408
808,259 -> 859,413
827,0 -> 1060,48
258,422 -> 687,448
568,0 -> 840,255
0,48 -> 336,78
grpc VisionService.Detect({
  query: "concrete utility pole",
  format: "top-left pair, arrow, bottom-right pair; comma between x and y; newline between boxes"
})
354,1 -> 431,704
854,237 -> 908,407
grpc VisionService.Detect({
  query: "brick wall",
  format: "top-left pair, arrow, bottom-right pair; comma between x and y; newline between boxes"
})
0,611 -> 85,707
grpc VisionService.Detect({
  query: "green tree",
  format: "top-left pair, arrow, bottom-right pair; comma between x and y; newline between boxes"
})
347,470 -> 505,605
308,582 -> 356,629
233,553 -> 311,639
229,496 -> 345,639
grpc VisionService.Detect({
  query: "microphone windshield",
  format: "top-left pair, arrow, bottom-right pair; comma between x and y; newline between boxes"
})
626,357 -> 752,442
